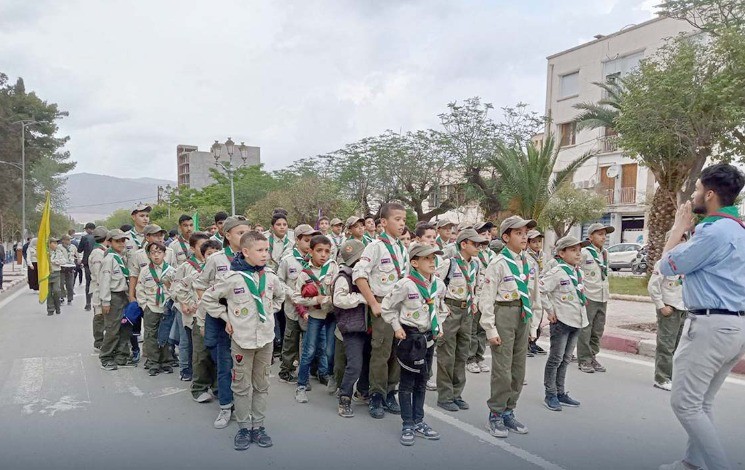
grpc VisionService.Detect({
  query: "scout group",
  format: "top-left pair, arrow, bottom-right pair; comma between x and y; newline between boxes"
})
47,202 -> 682,451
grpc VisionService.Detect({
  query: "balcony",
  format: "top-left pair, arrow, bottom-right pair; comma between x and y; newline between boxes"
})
600,135 -> 619,153
601,187 -> 639,206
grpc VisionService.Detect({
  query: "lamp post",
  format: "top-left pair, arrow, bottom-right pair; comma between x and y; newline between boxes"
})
211,137 -> 249,216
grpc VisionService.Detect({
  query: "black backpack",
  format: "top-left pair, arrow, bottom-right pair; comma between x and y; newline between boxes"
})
332,267 -> 368,334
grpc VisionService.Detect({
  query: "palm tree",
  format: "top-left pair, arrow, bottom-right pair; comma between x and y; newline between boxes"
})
573,80 -> 623,131
488,134 -> 595,222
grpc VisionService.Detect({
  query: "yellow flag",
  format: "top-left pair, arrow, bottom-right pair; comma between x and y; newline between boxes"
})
37,191 -> 52,304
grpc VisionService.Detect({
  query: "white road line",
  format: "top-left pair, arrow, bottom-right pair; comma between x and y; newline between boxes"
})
0,288 -> 26,311
2,357 -> 44,405
424,405 -> 566,470
110,369 -> 145,397
149,387 -> 188,399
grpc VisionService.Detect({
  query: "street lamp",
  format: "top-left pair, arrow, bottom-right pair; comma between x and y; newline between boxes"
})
212,137 -> 250,216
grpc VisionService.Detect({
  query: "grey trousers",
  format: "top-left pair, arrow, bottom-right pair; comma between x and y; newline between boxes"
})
670,314 -> 745,470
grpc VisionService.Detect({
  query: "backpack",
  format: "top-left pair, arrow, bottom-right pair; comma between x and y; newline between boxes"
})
332,266 -> 368,334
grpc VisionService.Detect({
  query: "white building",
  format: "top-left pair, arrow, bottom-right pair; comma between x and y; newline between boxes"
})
177,143 -> 261,190
545,16 -> 696,245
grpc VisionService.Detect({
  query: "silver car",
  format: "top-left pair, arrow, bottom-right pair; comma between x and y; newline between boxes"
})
607,243 -> 643,271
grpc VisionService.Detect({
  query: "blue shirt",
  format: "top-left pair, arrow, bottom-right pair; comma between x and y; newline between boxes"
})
660,218 -> 745,311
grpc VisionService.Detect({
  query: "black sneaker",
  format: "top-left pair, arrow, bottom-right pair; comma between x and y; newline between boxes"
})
278,372 -> 297,384
414,421 -> 440,440
533,344 -> 547,355
250,427 -> 273,448
161,365 -> 174,374
234,428 -> 251,451
338,396 -> 354,418
487,412 -> 508,438
400,427 -> 415,446
117,359 -> 137,368
100,362 -> 118,371
132,350 -> 141,364
453,398 -> 470,410
318,375 -> 329,386
526,350 -> 535,357
437,401 -> 459,412
384,392 -> 401,414
503,411 -> 528,434
557,392 -> 581,407
148,367 -> 160,376
368,393 -> 385,419
84,304 -> 91,311
180,371 -> 193,381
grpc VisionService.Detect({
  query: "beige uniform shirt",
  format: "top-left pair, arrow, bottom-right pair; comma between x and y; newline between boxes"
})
125,229 -> 146,260
277,251 -> 306,321
478,248 -> 542,339
291,261 -> 339,320
265,232 -> 293,272
353,239 -> 409,298
170,236 -> 192,266
99,251 -> 129,307
381,276 -> 448,334
437,254 -> 479,307
539,264 -> 589,329
136,262 -> 176,313
329,234 -> 345,262
128,245 -> 178,280
88,246 -> 107,312
475,249 -> 495,297
332,271 -> 367,310
648,260 -> 685,311
171,259 -> 202,327
201,270 -> 283,350
50,246 -> 65,272
59,244 -> 77,265
580,246 -> 610,302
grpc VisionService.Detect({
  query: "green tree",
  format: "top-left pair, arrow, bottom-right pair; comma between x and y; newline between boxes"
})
541,184 -> 607,238
181,165 -> 278,215
96,209 -> 133,231
573,80 -> 623,132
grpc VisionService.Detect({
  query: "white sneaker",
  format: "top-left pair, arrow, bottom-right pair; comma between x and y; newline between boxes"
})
193,391 -> 213,403
654,381 -> 672,391
426,379 -> 437,391
295,386 -> 309,403
478,361 -> 491,373
214,408 -> 231,429
466,363 -> 481,374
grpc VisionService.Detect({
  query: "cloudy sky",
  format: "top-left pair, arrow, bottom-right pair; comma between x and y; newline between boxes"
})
1,0 -> 657,180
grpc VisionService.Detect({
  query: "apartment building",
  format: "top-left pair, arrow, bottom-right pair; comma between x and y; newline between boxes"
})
177,143 -> 261,190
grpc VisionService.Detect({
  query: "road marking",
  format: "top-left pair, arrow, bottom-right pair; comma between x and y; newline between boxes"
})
150,387 -> 188,399
0,288 -> 26,311
424,405 -> 566,470
0,357 -> 44,405
110,369 -> 145,397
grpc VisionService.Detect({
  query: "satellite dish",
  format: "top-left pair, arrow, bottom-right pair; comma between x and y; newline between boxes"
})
606,164 -> 620,179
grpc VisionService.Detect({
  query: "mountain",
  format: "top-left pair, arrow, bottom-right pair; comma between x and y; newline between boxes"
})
64,173 -> 176,223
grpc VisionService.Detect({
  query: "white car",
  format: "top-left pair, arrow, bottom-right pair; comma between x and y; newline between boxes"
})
607,243 -> 642,271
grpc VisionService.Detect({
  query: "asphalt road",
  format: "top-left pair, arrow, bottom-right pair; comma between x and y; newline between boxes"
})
1,284 -> 744,470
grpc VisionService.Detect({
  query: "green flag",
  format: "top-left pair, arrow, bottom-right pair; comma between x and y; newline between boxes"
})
193,212 -> 200,231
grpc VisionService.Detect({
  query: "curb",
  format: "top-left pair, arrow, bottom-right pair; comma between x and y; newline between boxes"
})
610,293 -> 653,303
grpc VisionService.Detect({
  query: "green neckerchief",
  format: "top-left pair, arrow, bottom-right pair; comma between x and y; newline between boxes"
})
94,243 -> 107,252
147,261 -> 172,306
408,268 -> 440,336
435,236 -> 445,249
293,247 -> 310,269
557,259 -> 587,306
453,250 -> 478,310
500,247 -> 532,323
331,234 -> 344,249
268,233 -> 289,259
363,233 -> 375,246
224,246 -> 236,261
585,245 -> 607,280
129,230 -> 143,249
477,248 -> 493,269
106,248 -> 130,277
303,259 -> 333,295
237,270 -> 267,322
379,232 -> 408,279
186,255 -> 203,272
214,232 -> 224,243
701,205 -> 740,224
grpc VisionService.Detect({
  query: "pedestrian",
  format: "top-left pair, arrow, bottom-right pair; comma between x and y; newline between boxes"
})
293,234 -> 338,403
577,223 -> 613,374
435,220 -> 455,251
382,242 -> 446,446
647,231 -> 688,392
659,163 -> 745,470
27,237 -> 39,291
211,211 -> 228,244
467,222 -> 494,375
59,234 -> 77,305
333,239 -> 370,417
415,222 -> 444,392
329,218 -> 345,260
98,229 -> 134,370
193,217 -> 251,429
201,230 -> 283,451
353,202 -> 409,419
526,230 -> 547,356
266,211 -> 293,272
0,238 -> 5,291
165,229 -> 178,247
478,215 -> 542,438
539,235 -> 589,412
171,215 -> 195,266
125,204 -> 151,257
435,228 -> 486,412
77,224 -> 97,309
88,226 -> 109,351
47,237 -> 64,316
345,216 -> 366,245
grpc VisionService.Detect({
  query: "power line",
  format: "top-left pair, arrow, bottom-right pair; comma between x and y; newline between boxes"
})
66,195 -> 155,209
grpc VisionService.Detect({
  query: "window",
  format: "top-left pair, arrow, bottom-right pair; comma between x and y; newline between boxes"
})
559,122 -> 576,147
559,71 -> 579,98
603,51 -> 644,81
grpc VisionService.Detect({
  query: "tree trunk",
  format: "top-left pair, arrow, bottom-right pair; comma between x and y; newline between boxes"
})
679,152 -> 708,204
646,185 -> 677,274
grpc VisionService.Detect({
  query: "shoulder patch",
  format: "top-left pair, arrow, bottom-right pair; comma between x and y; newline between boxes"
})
233,287 -> 245,294
380,257 -> 391,265
560,280 -> 570,286
503,275 -> 515,282
407,293 -> 419,300
217,265 -> 228,272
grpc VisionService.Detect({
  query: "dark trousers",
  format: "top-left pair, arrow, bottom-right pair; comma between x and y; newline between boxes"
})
274,307 -> 286,348
205,315 -> 233,408
544,321 -> 580,396
28,262 -> 39,291
76,264 -> 83,284
61,268 -> 75,302
84,265 -> 92,307
339,332 -> 371,398
399,344 -> 434,429
0,261 -> 4,289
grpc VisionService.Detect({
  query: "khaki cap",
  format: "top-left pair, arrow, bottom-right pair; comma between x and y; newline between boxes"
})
48,236 -> 59,243
408,242 -> 444,259
490,239 -> 505,252
295,224 -> 321,237
92,226 -> 109,240
330,218 -> 343,226
107,229 -> 129,241
340,239 -> 365,265
555,236 -> 590,252
436,219 -> 456,229
587,223 -> 615,236
144,224 -> 167,236
60,234 -> 71,241
131,203 -> 152,215
499,216 -> 537,237
223,217 -> 250,235
345,215 -> 365,229
474,221 -> 494,233
527,229 -> 544,240
456,228 -> 488,246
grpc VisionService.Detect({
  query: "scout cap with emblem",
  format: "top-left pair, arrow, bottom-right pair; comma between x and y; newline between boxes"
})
131,203 -> 152,215
330,217 -> 343,227
295,224 -> 321,237
143,224 -> 167,236
107,229 -> 130,241
340,239 -> 365,266
474,221 -> 494,233
554,235 -> 590,252
48,236 -> 59,243
587,223 -> 615,235
436,219 -> 455,229
345,215 -> 365,229
408,242 -> 444,259
93,226 -> 109,241
456,228 -> 488,246
499,215 -> 537,237
527,229 -> 543,240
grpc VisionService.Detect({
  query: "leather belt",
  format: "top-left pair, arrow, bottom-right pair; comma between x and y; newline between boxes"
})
445,298 -> 468,309
690,309 -> 745,316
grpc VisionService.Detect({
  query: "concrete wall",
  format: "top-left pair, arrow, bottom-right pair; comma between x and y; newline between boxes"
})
177,144 -> 261,190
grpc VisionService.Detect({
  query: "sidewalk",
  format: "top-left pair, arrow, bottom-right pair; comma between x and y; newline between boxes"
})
1,262 -> 28,297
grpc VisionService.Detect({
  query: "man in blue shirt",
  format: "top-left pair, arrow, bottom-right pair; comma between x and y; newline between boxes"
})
659,164 -> 745,470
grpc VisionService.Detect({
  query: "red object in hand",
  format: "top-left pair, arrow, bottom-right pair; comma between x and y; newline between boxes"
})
296,305 -> 308,318
301,282 -> 319,298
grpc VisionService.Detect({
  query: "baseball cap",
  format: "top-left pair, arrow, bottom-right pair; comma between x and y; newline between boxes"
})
330,218 -> 343,226
456,228 -> 488,246
107,229 -> 129,241
499,216 -> 537,237
48,236 -> 59,243
223,217 -> 250,235
436,219 -> 455,229
555,236 -> 590,252
474,221 -> 494,233
408,242 -> 444,259
340,239 -> 365,265
93,226 -> 109,241
131,203 -> 152,215
587,223 -> 615,236
527,229 -> 544,240
295,224 -> 321,237
345,215 -> 365,229
143,224 -> 167,236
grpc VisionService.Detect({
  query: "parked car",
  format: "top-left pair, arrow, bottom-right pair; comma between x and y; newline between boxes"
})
631,245 -> 649,274
607,243 -> 643,271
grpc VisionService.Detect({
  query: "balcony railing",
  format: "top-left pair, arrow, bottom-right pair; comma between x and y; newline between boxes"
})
600,135 -> 619,153
602,187 -> 638,205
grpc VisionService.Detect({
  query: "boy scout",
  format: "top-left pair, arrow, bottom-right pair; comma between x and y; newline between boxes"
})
539,236 -> 589,412
577,223 -> 613,374
266,212 -> 293,272
211,212 -> 228,244
345,216 -> 366,245
126,204 -> 151,256
363,215 -> 377,245
171,214 -> 195,266
435,228 -> 486,412
467,222 -> 494,374
88,226 -> 109,350
527,230 -> 547,356
647,231 -> 688,391
354,202 -> 409,419
479,216 -> 541,438
435,220 -> 455,251
127,225 -> 177,303
201,231 -> 284,451
58,234 -> 77,305
329,218 -> 345,258
47,237 -> 64,316
99,229 -> 134,370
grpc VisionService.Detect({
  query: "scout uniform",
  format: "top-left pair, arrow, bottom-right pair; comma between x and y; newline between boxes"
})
329,217 -> 345,261
47,238 -> 64,316
88,227 -> 109,349
201,261 -> 284,448
125,203 -> 151,258
170,234 -> 192,266
647,231 -> 688,389
352,231 -> 409,414
266,230 -> 293,272
98,230 -> 132,368
434,229 -> 485,410
468,222 -> 495,372
479,216 -> 541,437
539,236 -> 589,410
435,220 -> 455,252
526,229 -> 547,356
58,235 -> 77,304
381,243 -> 447,443
577,223 -> 613,372
136,256 -> 176,373
127,225 -> 178,282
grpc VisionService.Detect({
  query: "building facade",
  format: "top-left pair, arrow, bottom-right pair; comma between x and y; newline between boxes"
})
177,143 -> 261,190
545,16 -> 696,245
